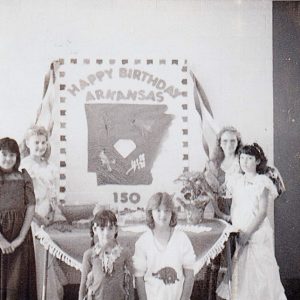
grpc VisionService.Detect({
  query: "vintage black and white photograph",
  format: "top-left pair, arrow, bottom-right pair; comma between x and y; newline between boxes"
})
0,0 -> 299,299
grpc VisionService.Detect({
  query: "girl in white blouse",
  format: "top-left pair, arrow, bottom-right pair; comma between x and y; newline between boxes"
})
133,192 -> 196,300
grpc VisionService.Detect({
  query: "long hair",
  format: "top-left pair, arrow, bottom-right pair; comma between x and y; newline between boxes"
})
146,192 -> 177,229
0,137 -> 21,171
211,126 -> 243,167
239,143 -> 268,174
20,125 -> 51,160
90,209 -> 118,247
239,143 -> 286,195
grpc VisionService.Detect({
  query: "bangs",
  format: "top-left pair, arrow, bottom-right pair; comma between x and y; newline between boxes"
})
0,138 -> 21,170
239,145 -> 259,158
26,126 -> 49,141
93,209 -> 117,228
146,192 -> 177,229
0,139 -> 19,154
147,192 -> 174,211
159,198 -> 174,211
96,219 -> 115,229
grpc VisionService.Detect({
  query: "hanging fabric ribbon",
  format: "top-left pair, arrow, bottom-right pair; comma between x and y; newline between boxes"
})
190,70 -> 220,158
19,61 -> 59,158
35,61 -> 60,134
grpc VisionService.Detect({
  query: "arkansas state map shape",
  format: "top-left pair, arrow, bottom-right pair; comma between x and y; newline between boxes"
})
85,103 -> 173,185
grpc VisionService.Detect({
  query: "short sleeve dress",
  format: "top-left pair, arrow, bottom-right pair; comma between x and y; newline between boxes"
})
217,174 -> 287,300
0,169 -> 37,300
79,243 -> 134,300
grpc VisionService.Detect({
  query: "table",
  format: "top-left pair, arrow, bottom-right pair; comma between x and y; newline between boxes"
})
35,219 -> 234,299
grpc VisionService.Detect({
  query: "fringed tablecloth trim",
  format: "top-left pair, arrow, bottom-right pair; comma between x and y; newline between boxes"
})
35,226 -> 83,271
35,220 -> 235,274
194,220 -> 236,274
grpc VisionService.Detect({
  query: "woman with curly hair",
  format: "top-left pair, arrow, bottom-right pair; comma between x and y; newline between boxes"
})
205,126 -> 243,220
203,126 -> 242,300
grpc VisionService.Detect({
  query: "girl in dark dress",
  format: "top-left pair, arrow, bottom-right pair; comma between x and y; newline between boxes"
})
0,137 -> 37,300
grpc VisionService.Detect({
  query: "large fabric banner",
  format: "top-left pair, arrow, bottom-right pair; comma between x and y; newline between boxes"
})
41,59 -> 213,208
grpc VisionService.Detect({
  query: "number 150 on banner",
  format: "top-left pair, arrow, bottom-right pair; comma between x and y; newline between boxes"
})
113,192 -> 141,204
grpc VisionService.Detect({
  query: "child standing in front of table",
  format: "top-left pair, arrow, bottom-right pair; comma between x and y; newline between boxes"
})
79,209 -> 134,300
133,192 -> 195,300
0,137 -> 37,300
217,143 -> 287,300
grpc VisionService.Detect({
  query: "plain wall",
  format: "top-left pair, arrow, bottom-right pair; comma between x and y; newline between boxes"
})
0,0 -> 273,153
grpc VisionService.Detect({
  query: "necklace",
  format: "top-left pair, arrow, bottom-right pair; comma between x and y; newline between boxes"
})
94,242 -> 122,275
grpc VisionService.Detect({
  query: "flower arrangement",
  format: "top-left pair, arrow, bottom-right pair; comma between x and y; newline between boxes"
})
175,171 -> 214,211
